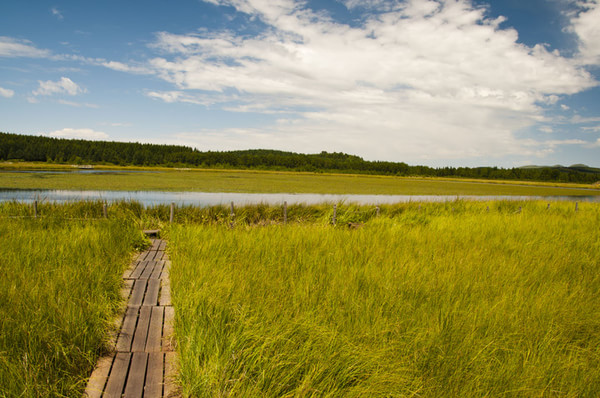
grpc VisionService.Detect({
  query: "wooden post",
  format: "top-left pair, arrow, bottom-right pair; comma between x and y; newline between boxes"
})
575,202 -> 578,212
230,202 -> 235,228
103,203 -> 108,219
376,206 -> 380,217
547,203 -> 550,210
518,206 -> 522,213
332,204 -> 337,225
283,201 -> 287,224
33,200 -> 38,218
169,202 -> 174,223
486,206 -> 489,212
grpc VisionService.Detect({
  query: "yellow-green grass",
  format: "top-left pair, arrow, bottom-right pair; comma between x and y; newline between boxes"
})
0,206 -> 147,397
168,201 -> 600,397
1,166 -> 599,196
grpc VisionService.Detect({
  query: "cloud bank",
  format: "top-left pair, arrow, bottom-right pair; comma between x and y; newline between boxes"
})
135,0 -> 599,163
47,128 -> 108,140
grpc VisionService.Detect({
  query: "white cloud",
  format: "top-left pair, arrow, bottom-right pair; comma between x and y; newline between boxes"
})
134,0 -> 599,162
582,125 -> 600,132
47,128 -> 109,140
0,86 -> 14,98
567,0 -> 600,65
561,104 -> 570,110
101,61 -> 150,74
0,36 -> 51,58
51,7 -> 64,20
57,99 -> 99,108
33,77 -> 85,96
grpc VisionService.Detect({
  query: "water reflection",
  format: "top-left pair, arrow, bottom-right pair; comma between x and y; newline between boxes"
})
1,189 -> 599,206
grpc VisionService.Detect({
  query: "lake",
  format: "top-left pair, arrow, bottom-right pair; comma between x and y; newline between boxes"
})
1,189 -> 599,207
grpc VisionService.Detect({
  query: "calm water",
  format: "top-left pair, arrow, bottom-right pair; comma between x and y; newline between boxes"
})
0,169 -> 160,174
1,189 -> 599,207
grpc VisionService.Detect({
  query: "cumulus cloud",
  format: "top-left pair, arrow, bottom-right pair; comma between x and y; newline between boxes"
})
567,0 -> 600,65
134,0 -> 599,162
47,128 -> 109,140
51,7 -> 64,20
0,36 -> 51,58
0,87 -> 15,98
33,77 -> 85,96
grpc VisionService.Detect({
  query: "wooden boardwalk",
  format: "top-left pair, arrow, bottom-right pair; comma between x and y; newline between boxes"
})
84,239 -> 178,397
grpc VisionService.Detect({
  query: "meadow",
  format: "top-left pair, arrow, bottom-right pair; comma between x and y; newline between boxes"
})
166,201 -> 600,397
0,203 -> 147,397
1,163 -> 599,196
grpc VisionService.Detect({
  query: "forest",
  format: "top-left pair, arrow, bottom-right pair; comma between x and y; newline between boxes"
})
1,132 -> 600,183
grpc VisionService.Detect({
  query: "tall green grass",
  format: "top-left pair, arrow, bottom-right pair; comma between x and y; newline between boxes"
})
168,201 -> 600,397
0,206 -> 147,397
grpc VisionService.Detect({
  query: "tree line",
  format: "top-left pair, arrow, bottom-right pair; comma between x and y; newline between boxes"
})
1,132 -> 599,183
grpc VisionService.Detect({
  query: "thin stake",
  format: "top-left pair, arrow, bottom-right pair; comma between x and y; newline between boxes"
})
547,203 -> 550,210
283,201 -> 287,224
575,202 -> 578,212
230,202 -> 235,228
169,202 -> 174,223
376,206 -> 380,217
33,200 -> 38,218
332,204 -> 337,225
103,203 -> 108,219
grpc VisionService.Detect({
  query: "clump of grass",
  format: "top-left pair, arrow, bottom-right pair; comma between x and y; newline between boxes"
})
168,201 -> 600,397
0,208 -> 147,397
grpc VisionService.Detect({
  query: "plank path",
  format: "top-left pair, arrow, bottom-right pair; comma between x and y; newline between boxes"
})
84,239 -> 178,397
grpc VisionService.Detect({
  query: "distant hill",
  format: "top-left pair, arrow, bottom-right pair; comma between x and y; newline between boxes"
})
1,132 -> 600,184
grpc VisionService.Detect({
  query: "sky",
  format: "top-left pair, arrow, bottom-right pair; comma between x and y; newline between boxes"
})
1,0 -> 599,168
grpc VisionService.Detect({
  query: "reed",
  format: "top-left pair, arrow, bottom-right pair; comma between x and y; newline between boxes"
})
167,201 -> 600,397
0,211 -> 147,397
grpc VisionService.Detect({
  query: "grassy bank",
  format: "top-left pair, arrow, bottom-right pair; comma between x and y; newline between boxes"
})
1,165 -> 600,196
167,201 -> 600,396
0,206 -> 147,397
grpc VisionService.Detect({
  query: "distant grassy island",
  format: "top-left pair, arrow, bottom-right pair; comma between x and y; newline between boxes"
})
2,132 -> 600,184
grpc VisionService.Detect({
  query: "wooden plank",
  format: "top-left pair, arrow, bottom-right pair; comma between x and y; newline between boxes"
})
146,306 -> 164,352
84,354 -> 114,397
151,239 -> 161,251
103,352 -> 131,398
116,307 -> 139,352
144,352 -> 164,398
123,352 -> 148,398
140,261 -> 156,279
162,306 -> 175,352
132,306 -> 152,352
129,260 -> 148,279
159,240 -> 167,251
129,279 -> 147,307
121,279 -> 134,301
164,352 -> 178,397
150,260 -> 164,280
143,279 -> 160,306
159,278 -> 171,306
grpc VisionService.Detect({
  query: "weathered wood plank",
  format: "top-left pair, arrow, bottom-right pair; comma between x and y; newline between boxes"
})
121,279 -> 134,301
104,352 -> 131,398
151,239 -> 161,251
162,306 -> 175,352
140,261 -> 156,279
144,352 -> 164,398
116,307 -> 139,352
159,240 -> 167,251
84,353 -> 114,397
164,352 -> 178,397
143,279 -> 160,306
129,279 -> 147,307
131,306 -> 152,352
150,260 -> 164,280
159,278 -> 171,306
123,352 -> 148,398
129,260 -> 149,279
146,306 -> 164,352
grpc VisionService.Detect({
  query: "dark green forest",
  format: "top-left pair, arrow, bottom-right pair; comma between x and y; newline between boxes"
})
1,132 -> 600,183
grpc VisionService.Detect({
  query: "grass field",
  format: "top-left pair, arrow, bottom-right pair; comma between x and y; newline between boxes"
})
167,201 -> 600,397
1,163 -> 599,196
0,205 -> 147,397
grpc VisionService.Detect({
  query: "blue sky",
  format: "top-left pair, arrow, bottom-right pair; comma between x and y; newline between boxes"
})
1,0 -> 599,167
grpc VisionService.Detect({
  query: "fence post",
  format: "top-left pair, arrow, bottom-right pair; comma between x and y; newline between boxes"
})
547,203 -> 550,210
575,202 -> 578,212
103,203 -> 108,219
33,200 -> 38,218
332,204 -> 337,225
230,202 -> 235,228
376,206 -> 380,217
283,201 -> 287,224
169,202 -> 175,223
